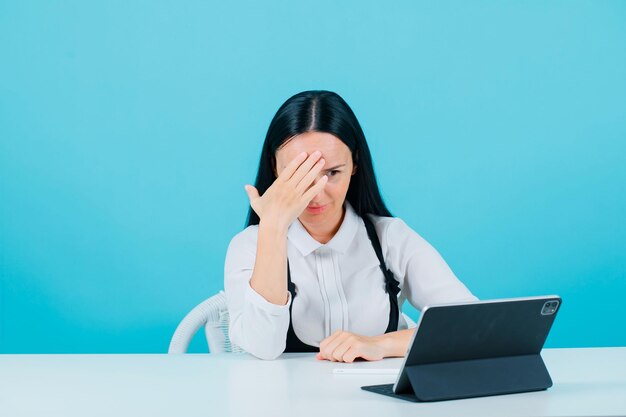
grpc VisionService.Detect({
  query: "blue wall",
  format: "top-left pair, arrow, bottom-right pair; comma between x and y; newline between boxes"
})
1,1 -> 625,353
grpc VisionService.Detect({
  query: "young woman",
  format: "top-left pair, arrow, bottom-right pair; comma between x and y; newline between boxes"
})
224,90 -> 476,361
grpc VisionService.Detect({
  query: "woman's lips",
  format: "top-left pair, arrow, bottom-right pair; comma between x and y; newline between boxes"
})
306,204 -> 328,214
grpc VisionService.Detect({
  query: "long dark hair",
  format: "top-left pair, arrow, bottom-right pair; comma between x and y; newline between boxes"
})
246,90 -> 392,226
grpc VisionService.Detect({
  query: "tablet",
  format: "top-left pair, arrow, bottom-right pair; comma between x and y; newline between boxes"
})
362,295 -> 561,402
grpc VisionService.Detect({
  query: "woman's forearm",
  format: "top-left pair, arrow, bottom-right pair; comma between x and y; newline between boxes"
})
376,328 -> 416,358
249,219 -> 290,305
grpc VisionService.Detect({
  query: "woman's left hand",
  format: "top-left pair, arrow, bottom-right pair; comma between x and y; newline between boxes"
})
316,331 -> 386,363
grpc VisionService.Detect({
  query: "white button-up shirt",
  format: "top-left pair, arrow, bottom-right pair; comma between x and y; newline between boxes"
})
224,203 -> 477,360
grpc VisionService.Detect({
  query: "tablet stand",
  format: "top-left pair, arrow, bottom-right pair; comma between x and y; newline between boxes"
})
405,353 -> 553,401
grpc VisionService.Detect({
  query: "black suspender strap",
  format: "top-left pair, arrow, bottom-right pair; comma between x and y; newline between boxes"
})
285,266 -> 318,352
362,215 -> 401,334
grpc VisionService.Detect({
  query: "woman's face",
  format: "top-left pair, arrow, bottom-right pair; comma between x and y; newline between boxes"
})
275,131 -> 355,231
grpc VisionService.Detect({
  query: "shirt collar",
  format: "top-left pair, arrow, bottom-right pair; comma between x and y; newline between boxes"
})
287,202 -> 360,257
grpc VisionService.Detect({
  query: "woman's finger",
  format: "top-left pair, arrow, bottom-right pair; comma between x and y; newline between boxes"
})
319,330 -> 343,356
319,330 -> 345,360
342,347 -> 360,363
276,151 -> 308,183
244,184 -> 259,202
331,340 -> 353,362
302,175 -> 328,203
295,158 -> 325,193
321,332 -> 352,361
288,151 -> 322,185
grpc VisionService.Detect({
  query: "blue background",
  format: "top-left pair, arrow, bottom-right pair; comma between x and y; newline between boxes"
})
1,1 -> 625,353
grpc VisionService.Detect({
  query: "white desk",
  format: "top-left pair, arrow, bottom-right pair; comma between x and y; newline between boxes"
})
1,348 -> 625,417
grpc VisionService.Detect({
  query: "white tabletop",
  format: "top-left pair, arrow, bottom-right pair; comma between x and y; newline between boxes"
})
1,347 -> 625,417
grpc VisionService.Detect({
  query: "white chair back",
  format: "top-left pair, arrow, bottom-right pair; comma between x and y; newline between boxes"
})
168,291 -> 243,354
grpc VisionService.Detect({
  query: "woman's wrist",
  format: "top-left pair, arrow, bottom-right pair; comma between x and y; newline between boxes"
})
374,333 -> 398,358
259,217 -> 291,235
375,329 -> 414,358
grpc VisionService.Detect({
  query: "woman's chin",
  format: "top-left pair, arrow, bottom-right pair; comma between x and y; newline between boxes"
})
300,212 -> 327,223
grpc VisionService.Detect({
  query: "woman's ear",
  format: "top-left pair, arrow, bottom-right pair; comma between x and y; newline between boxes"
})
352,165 -> 357,175
271,156 -> 278,178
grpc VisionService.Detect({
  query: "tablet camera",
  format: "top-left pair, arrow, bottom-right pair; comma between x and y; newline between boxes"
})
541,300 -> 559,315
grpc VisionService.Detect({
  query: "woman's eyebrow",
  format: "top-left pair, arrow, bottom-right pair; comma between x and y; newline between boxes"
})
324,164 -> 346,171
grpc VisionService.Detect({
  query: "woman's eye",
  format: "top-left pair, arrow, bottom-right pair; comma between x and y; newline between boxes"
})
328,170 -> 340,177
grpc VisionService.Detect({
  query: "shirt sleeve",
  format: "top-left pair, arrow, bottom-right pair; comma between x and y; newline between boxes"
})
378,217 -> 478,311
223,227 -> 292,360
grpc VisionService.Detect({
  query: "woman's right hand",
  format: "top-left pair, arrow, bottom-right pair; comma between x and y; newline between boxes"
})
244,151 -> 328,230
